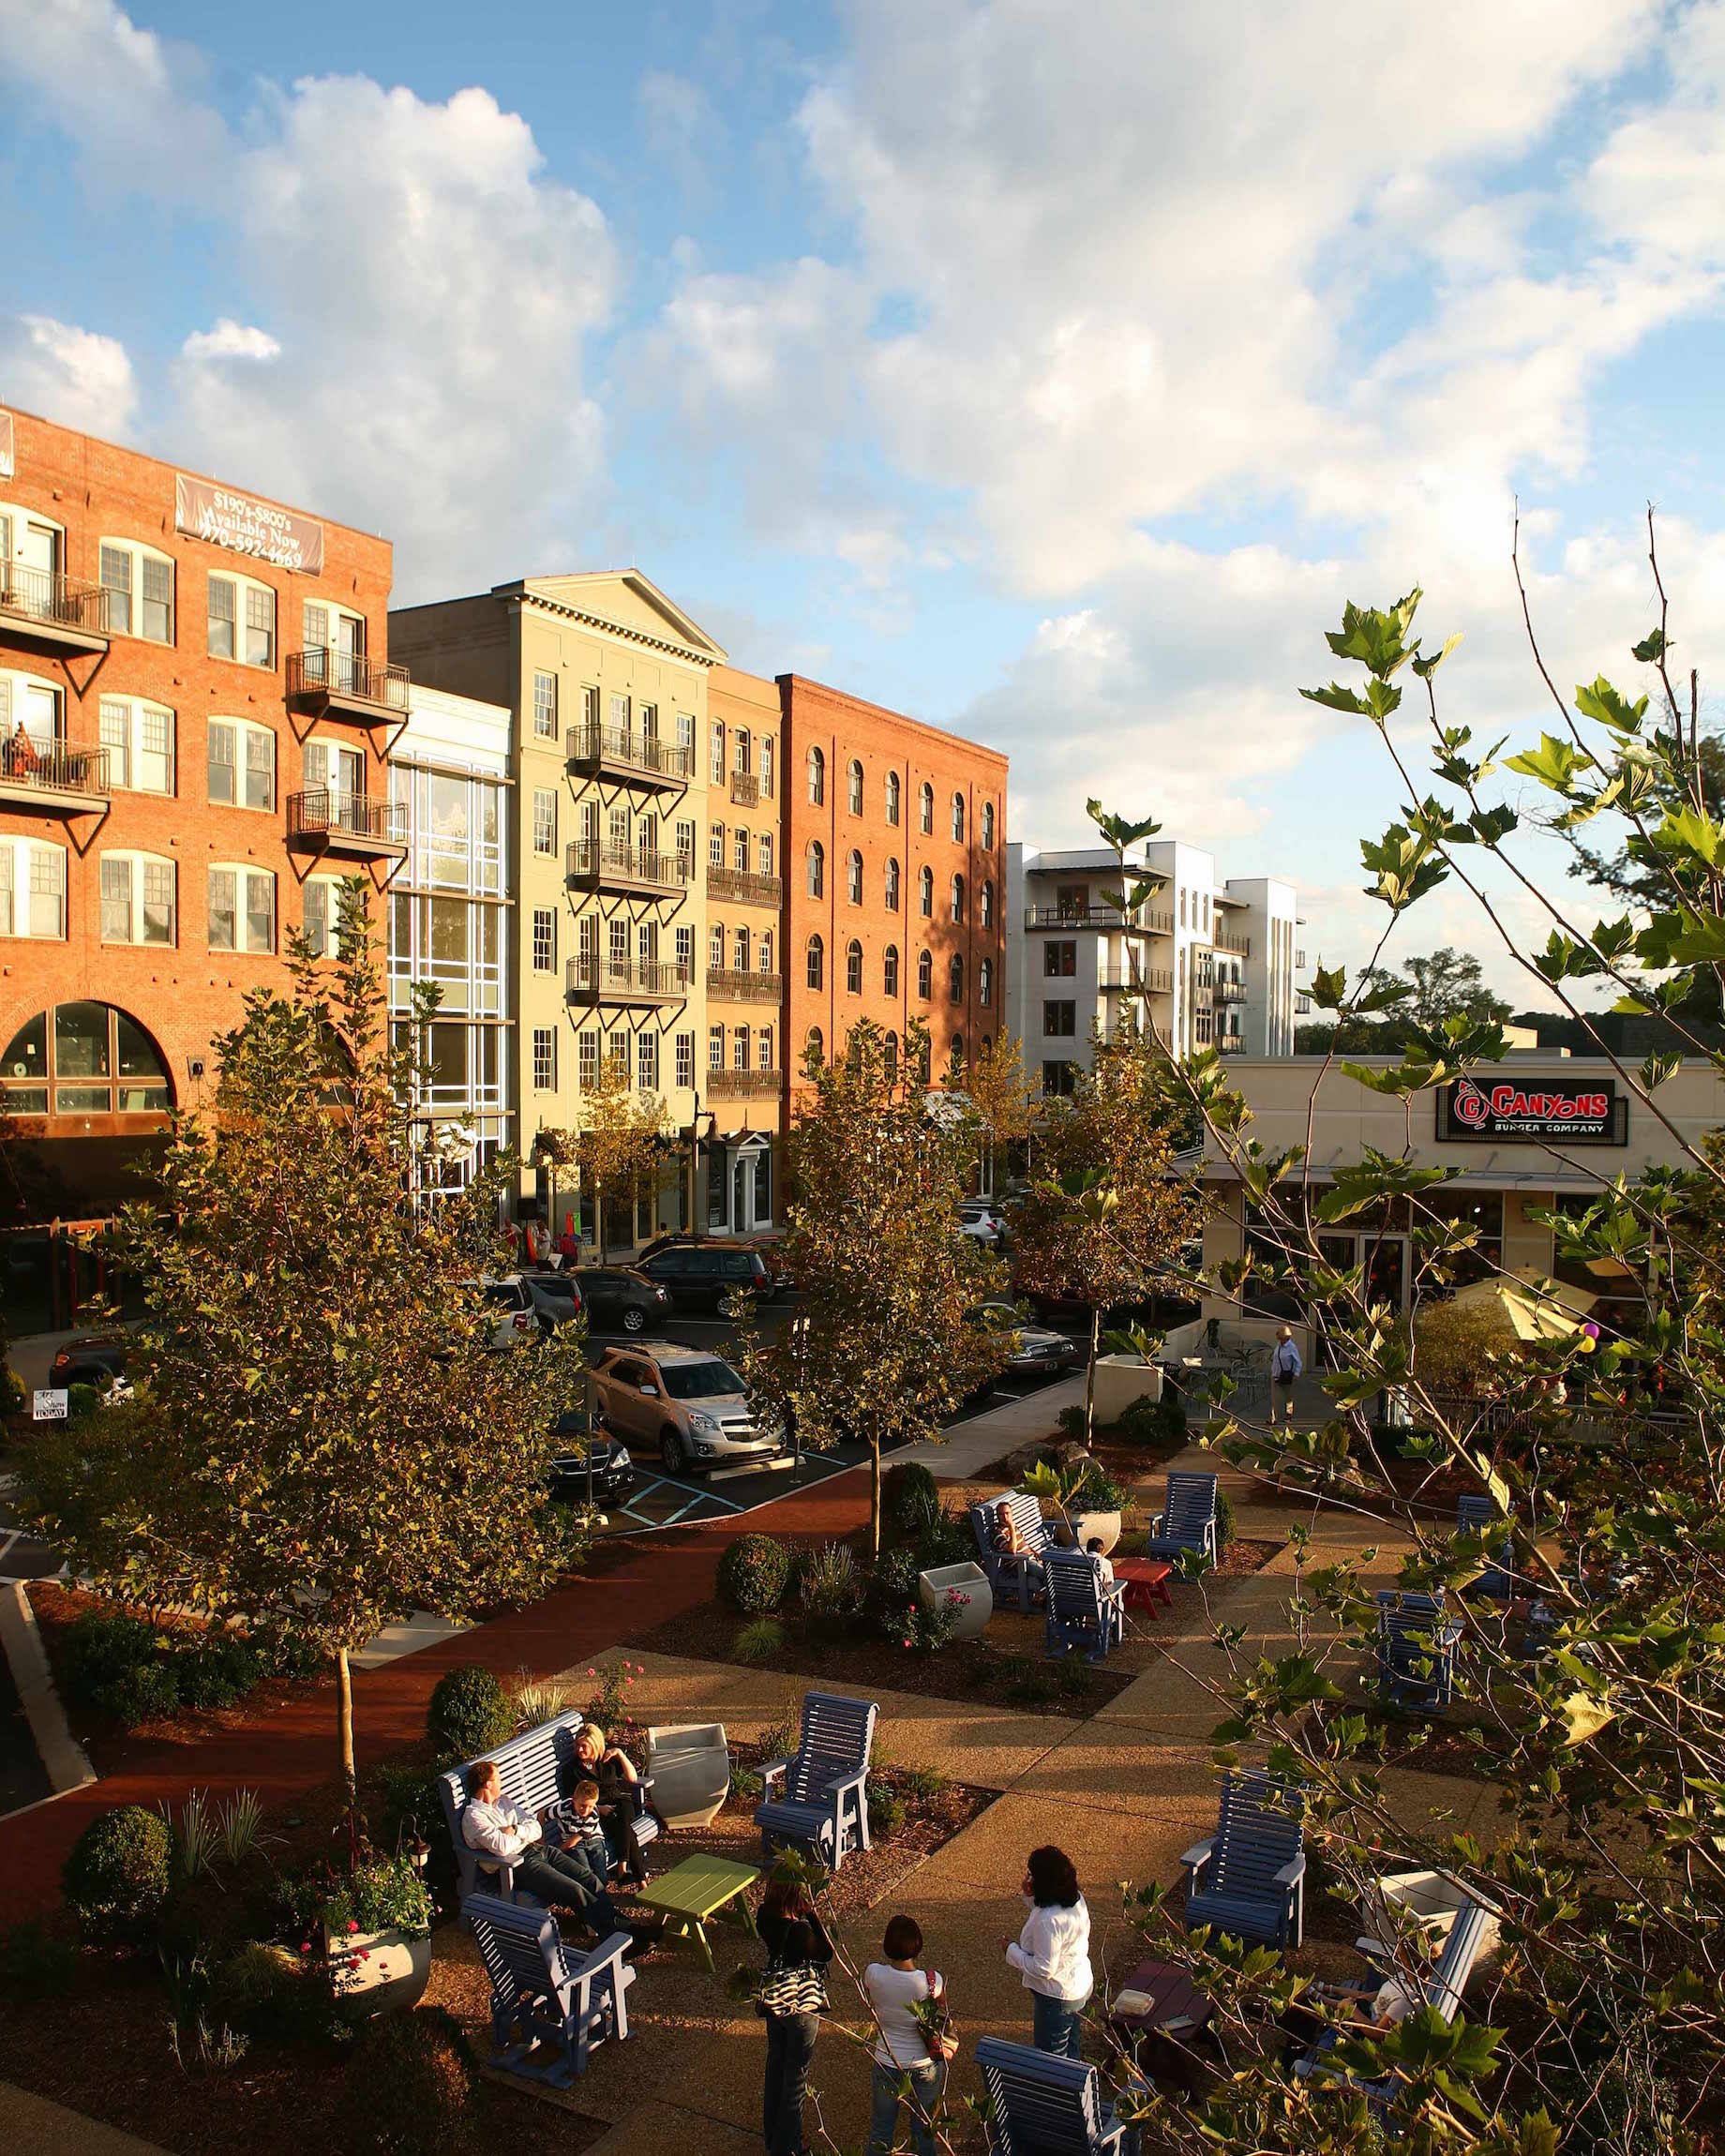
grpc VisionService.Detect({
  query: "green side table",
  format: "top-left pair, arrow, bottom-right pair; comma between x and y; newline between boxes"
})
638,1853 -> 760,1972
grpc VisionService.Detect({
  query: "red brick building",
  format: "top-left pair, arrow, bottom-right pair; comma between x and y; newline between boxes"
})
778,674 -> 1008,1104
0,405 -> 398,1250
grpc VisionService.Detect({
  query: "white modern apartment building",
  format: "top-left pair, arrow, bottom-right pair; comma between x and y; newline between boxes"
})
1004,840 -> 1300,1088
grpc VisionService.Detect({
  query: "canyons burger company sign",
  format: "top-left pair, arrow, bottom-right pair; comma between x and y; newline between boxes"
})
1438,1075 -> 1621,1145
174,473 -> 324,575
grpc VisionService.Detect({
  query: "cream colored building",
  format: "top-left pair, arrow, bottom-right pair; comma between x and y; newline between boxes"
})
390,572 -> 726,1245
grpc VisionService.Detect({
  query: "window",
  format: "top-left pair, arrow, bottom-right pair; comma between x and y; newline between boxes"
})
532,788 -> 557,856
732,1026 -> 749,1072
609,918 -> 628,968
0,672 -> 62,755
675,1031 -> 695,1088
761,737 -> 774,797
758,832 -> 773,879
980,1034 -> 992,1060
919,865 -> 933,918
952,792 -> 965,843
981,879 -> 995,929
710,922 -> 725,970
848,849 -> 863,906
806,841 -> 824,899
709,1024 -> 724,1071
608,1031 -> 632,1083
1043,1000 -> 1076,1036
639,703 -> 658,750
885,857 -> 900,910
979,958 -> 994,1007
950,953 -> 965,1003
886,771 -> 901,826
638,1033 -> 659,1092
100,697 -> 175,794
847,939 -> 863,994
735,925 -> 751,971
734,828 -> 749,873
883,1030 -> 898,1083
568,1028 -> 593,1092
1180,889 -> 1188,926
917,949 -> 932,999
1042,1059 -> 1076,1098
805,1027 -> 824,1070
208,864 -> 276,953
807,746 -> 824,805
99,852 -> 176,946
806,935 -> 824,991
208,573 -> 276,667
676,818 -> 695,871
2,1003 -> 171,1119
0,839 -> 66,939
710,721 -> 725,782
532,670 -> 558,740
982,801 -> 995,850
302,876 -> 345,958
848,759 -> 863,816
99,540 -> 173,643
709,821 -> 725,868
675,924 -> 694,980
919,782 -> 933,833
952,873 -> 966,922
207,718 -> 275,810
532,1027 -> 556,1091
610,693 -> 630,732
952,1033 -> 965,1065
760,929 -> 774,973
883,944 -> 899,996
532,907 -> 556,972
1044,939 -> 1077,978
734,727 -> 751,777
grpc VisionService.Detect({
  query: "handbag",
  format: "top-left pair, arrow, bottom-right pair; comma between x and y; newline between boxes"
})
758,1962 -> 829,2017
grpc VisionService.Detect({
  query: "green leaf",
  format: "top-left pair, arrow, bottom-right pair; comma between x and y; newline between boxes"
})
1299,681 -> 1372,716
1412,632 -> 1462,680
1575,675 -> 1649,734
1503,732 -> 1594,795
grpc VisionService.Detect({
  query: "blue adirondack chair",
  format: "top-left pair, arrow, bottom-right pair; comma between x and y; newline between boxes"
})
971,1490 -> 1058,1613
974,2037 -> 1140,2156
438,1708 -> 658,1903
465,1892 -> 635,2086
1297,1894 -> 1492,2105
1144,1471 -> 1220,1565
1455,1493 -> 1514,1598
756,1692 -> 878,1870
1044,1547 -> 1127,1663
1377,1590 -> 1462,1708
1181,1771 -> 1306,1950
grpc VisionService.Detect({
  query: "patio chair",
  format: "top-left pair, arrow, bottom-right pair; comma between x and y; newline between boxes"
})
755,1691 -> 878,1871
971,1490 -> 1058,1613
1377,1590 -> 1462,1709
1181,1770 -> 1306,1950
1144,1471 -> 1220,1566
647,1721 -> 730,1830
1044,1547 -> 1127,1663
974,2036 -> 1140,2156
464,1891 -> 635,2087
1455,1493 -> 1514,1598
1297,1893 -> 1492,2105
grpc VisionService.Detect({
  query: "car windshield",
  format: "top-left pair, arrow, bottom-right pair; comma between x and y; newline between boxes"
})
661,1359 -> 747,1400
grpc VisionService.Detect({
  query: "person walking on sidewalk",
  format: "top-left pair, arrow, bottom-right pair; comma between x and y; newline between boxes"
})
1271,1325 -> 1303,1425
1001,1846 -> 1092,2058
863,1913 -> 956,2156
758,1872 -> 835,2156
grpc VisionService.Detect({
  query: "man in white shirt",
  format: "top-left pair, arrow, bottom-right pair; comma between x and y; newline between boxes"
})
1271,1325 -> 1303,1425
461,1759 -> 628,1939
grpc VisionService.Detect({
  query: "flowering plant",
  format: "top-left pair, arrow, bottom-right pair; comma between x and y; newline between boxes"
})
581,1659 -> 647,1760
316,1850 -> 432,1941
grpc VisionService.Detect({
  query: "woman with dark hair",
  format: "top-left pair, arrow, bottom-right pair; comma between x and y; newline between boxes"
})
1000,1845 -> 1092,2058
757,1872 -> 835,2156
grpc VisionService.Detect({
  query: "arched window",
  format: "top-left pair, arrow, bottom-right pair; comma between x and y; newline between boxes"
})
979,957 -> 993,1007
805,1026 -> 824,1070
919,865 -> 933,917
848,759 -> 863,816
709,921 -> 725,970
806,840 -> 824,898
847,939 -> 862,995
919,782 -> 933,834
806,934 -> 824,990
950,953 -> 965,1003
885,857 -> 900,910
917,949 -> 932,999
2,1002 -> 172,1120
848,849 -> 863,905
884,1030 -> 899,1083
917,1032 -> 932,1083
883,944 -> 899,996
952,792 -> 965,844
807,746 -> 825,805
951,873 -> 965,923
981,878 -> 995,929
735,925 -> 751,971
952,1032 -> 965,1065
980,1032 -> 992,1059
886,771 -> 901,826
982,801 -> 995,850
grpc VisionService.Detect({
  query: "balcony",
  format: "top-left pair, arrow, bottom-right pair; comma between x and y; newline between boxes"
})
285,788 -> 408,861
1024,904 -> 1148,933
1219,1037 -> 1247,1055
566,837 -> 691,895
729,770 -> 760,807
1214,980 -> 1248,1004
0,738 -> 110,815
566,955 -> 689,1006
566,719 -> 692,792
707,1067 -> 782,1101
708,967 -> 784,1004
1216,931 -> 1252,957
1099,966 -> 1172,994
707,864 -> 783,906
0,566 -> 109,655
1144,909 -> 1174,935
285,647 -> 410,726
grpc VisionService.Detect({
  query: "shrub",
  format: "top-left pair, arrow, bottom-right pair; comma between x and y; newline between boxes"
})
900,1594 -> 959,1655
717,1531 -> 793,1614
365,1760 -> 444,1855
732,1617 -> 788,1666
63,1804 -> 172,1941
898,1762 -> 946,1803
867,1783 -> 907,1838
347,2006 -> 474,2156
66,1381 -> 103,1424
0,1365 -> 26,1414
1215,1488 -> 1236,1553
510,1672 -> 573,1728
59,1609 -> 165,1714
1055,1657 -> 1093,1701
1056,1404 -> 1087,1440
800,1541 -> 864,1624
0,1918 -> 78,1998
872,1543 -> 922,1611
256,1622 -> 325,1681
882,1460 -> 940,1540
913,1506 -> 975,1568
426,1664 -> 514,1767
213,1941 -> 316,2040
177,1635 -> 262,1712
1001,1656 -> 1058,1706
579,1659 -> 645,1758
1071,1467 -> 1126,1513
322,1851 -> 435,1940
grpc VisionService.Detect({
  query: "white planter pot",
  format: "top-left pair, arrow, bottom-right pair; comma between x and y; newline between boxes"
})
1360,1872 -> 1502,1976
329,1927 -> 432,2015
1094,1355 -> 1162,1425
1069,1509 -> 1121,1556
918,1561 -> 992,1639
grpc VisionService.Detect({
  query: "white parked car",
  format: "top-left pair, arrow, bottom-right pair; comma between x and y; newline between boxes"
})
478,1274 -> 541,1349
958,1202 -> 1008,1246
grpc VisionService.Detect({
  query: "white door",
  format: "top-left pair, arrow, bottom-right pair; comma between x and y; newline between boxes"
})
732,1154 -> 752,1234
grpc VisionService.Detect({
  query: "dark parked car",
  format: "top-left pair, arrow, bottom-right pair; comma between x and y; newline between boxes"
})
967,1301 -> 1085,1379
635,1242 -> 776,1311
50,1334 -> 128,1389
637,1234 -> 793,1293
548,1407 -> 635,1504
570,1266 -> 673,1336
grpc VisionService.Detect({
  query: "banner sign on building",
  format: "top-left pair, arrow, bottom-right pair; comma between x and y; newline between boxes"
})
1438,1075 -> 1623,1145
174,473 -> 324,575
0,410 -> 13,480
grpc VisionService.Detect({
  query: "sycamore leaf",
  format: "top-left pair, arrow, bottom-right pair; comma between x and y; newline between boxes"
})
1559,1693 -> 1616,1747
1575,676 -> 1650,735
1504,733 -> 1594,794
1630,629 -> 1666,663
1300,681 -> 1372,716
1412,632 -> 1462,680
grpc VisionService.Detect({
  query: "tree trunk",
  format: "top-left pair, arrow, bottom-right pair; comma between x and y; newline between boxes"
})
1085,1305 -> 1101,1446
337,1643 -> 357,1864
869,1439 -> 882,1564
596,1178 -> 606,1265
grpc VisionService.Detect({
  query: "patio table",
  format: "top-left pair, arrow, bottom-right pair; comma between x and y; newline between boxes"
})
1112,1556 -> 1175,1616
636,1853 -> 759,1972
1109,1956 -> 1217,2088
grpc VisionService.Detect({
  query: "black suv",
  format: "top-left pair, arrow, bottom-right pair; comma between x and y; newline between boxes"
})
568,1266 -> 672,1335
636,1243 -> 775,1312
548,1407 -> 635,1505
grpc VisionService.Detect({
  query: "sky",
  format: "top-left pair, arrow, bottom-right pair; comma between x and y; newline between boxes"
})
3,0 -> 1723,1006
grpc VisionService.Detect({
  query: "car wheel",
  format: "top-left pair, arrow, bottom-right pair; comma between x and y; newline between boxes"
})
660,1427 -> 684,1475
622,1305 -> 646,1335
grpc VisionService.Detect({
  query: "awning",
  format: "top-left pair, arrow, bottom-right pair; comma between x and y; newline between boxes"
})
1449,1268 -> 1596,1341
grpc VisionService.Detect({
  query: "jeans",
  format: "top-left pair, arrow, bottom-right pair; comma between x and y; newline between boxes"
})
868,2059 -> 945,2156
1031,1989 -> 1087,2059
762,2011 -> 819,2156
512,1848 -> 623,1939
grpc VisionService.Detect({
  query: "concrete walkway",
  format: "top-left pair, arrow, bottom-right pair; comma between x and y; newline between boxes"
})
0,2083 -> 169,2156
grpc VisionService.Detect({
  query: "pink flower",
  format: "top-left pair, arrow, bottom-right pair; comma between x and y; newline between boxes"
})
587,1668 -> 596,1677
299,1943 -> 311,1956
346,1919 -> 360,1934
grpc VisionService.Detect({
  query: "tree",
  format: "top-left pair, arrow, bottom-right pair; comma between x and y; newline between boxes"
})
1396,947 -> 1511,1028
1298,948 -> 1508,1056
1007,1018 -> 1196,1444
562,1056 -> 673,1262
950,1031 -> 1041,1196
17,889 -> 585,1816
732,1020 -> 1012,1558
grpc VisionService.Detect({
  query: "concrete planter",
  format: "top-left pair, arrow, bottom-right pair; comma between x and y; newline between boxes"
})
1068,1509 -> 1122,1556
918,1561 -> 991,1640
329,1927 -> 432,2015
1095,1355 -> 1162,1425
1360,1872 -> 1501,1976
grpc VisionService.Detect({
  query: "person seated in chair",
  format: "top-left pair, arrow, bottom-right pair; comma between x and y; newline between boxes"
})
461,1760 -> 652,1943
991,1511 -> 1027,1559
573,1721 -> 661,1885
1085,1535 -> 1116,1588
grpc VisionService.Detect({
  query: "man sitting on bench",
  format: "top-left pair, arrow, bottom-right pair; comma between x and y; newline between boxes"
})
461,1759 -> 652,1943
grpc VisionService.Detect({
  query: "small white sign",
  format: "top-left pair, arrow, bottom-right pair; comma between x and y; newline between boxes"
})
33,1388 -> 68,1422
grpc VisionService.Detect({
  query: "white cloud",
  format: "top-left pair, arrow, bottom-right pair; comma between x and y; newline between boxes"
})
181,320 -> 281,364
0,313 -> 137,437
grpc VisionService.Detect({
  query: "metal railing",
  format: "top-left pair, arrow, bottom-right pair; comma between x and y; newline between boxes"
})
566,720 -> 692,783
0,565 -> 109,636
0,738 -> 109,798
707,864 -> 783,906
1213,980 -> 1248,1004
1144,910 -> 1174,935
707,1067 -> 783,1100
566,955 -> 688,1001
1025,904 -> 1149,932
729,770 -> 760,806
1099,966 -> 1172,993
565,838 -> 691,891
1219,1036 -> 1247,1055
708,967 -> 784,1003
1216,931 -> 1252,956
286,789 -> 407,845
286,647 -> 410,711
1296,948 -> 1307,969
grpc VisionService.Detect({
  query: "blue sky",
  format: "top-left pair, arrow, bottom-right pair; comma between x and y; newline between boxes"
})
4,0 -> 1723,1005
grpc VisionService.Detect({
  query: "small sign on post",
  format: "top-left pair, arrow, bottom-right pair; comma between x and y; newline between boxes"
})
33,1388 -> 68,1422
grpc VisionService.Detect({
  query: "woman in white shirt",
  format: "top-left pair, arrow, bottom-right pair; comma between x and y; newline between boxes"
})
1000,1845 -> 1092,2058
863,1913 -> 953,2156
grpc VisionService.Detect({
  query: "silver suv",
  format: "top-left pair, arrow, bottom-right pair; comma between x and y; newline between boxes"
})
590,1342 -> 783,1476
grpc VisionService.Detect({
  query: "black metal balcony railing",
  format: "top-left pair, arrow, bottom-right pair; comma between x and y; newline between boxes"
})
707,864 -> 783,906
566,955 -> 689,1002
0,737 -> 110,799
0,564 -> 109,638
708,968 -> 784,1003
707,1067 -> 783,1100
565,837 -> 691,891
1024,904 -> 1149,933
566,720 -> 692,784
286,789 -> 407,846
1100,966 -> 1172,993
285,647 -> 411,712
729,770 -> 760,806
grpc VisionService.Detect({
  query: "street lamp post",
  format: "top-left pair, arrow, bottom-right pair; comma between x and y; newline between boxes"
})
788,1310 -> 810,1477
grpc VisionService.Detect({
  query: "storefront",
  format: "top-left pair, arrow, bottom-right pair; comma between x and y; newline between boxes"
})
702,1128 -> 774,1236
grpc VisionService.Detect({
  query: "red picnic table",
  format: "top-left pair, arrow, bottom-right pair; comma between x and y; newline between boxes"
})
1112,1556 -> 1175,1617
